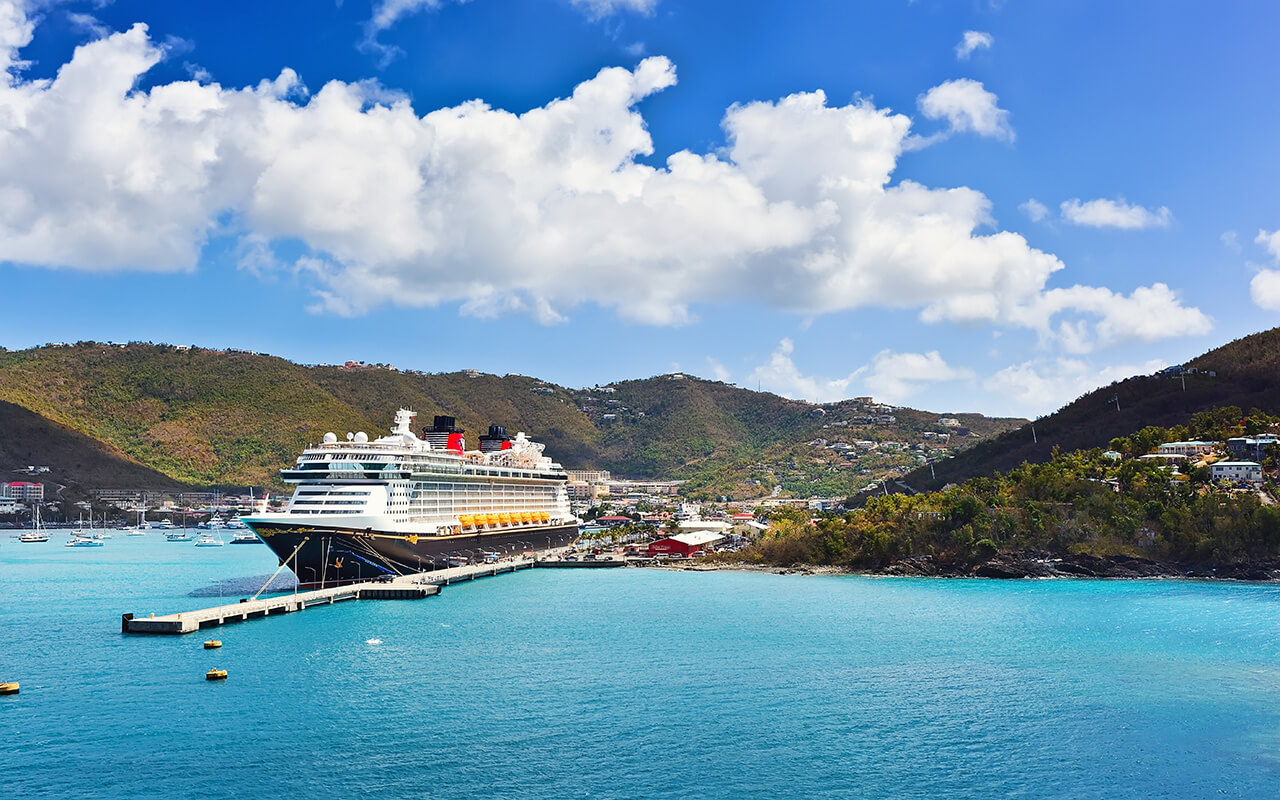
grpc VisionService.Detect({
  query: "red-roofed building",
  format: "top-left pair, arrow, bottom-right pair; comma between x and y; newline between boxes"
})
2,482 -> 44,502
596,516 -> 633,527
648,532 -> 725,557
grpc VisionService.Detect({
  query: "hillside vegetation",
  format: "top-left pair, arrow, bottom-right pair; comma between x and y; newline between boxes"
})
905,327 -> 1280,492
738,407 -> 1280,575
0,343 -> 1021,493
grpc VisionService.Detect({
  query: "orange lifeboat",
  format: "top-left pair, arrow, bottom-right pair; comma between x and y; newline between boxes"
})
537,511 -> 549,522
486,513 -> 499,526
498,513 -> 512,525
521,512 -> 533,523
459,514 -> 474,528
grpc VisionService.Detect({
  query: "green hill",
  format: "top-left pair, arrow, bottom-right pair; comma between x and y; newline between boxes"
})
0,400 -> 184,492
906,326 -> 1280,491
0,342 -> 1022,496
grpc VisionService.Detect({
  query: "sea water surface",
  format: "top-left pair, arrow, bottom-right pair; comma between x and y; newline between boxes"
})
2,532 -> 1279,799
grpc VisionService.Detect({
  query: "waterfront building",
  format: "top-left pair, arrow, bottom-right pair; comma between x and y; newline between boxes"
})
647,531 -> 725,557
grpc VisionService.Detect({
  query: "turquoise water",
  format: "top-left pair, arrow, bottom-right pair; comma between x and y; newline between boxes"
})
3,533 -> 1279,799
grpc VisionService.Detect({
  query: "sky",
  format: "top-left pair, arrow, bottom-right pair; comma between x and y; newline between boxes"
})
1,0 -> 1279,419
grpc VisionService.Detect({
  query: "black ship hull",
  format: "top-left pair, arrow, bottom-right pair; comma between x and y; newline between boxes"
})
245,520 -> 580,588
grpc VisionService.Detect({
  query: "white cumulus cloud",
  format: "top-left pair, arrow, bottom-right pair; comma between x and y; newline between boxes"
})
984,357 -> 1167,418
1020,198 -> 1048,222
749,339 -> 854,403
1250,270 -> 1280,311
369,0 -> 654,33
1256,228 -> 1280,261
1249,228 -> 1280,311
1060,197 -> 1173,230
955,30 -> 993,60
1010,283 -> 1212,353
748,341 -> 970,404
861,350 -> 973,404
0,3 -> 1208,351
705,357 -> 731,382
917,78 -> 1014,142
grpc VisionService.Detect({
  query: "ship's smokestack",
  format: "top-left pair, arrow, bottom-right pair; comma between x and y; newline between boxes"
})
423,415 -> 464,451
479,424 -> 512,453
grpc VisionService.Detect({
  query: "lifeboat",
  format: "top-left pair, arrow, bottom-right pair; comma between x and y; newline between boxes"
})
485,513 -> 499,526
458,514 -> 474,528
0,681 -> 18,695
498,513 -> 512,525
203,640 -> 222,649
537,511 -> 549,522
521,512 -> 533,523
205,669 -> 228,681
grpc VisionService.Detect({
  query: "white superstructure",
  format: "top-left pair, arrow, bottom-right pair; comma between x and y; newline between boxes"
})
253,409 -> 574,537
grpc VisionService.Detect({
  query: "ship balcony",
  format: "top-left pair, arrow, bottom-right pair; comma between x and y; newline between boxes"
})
281,468 -> 412,482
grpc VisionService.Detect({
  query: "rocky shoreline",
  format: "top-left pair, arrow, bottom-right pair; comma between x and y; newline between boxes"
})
705,551 -> 1280,581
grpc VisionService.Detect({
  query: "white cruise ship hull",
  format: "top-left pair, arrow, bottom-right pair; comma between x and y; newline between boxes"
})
244,516 -> 578,587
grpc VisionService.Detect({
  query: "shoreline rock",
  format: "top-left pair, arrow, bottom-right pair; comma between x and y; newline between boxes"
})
703,552 -> 1280,582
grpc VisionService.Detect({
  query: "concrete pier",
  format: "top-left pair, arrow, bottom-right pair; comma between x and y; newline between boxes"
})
122,554 -> 550,635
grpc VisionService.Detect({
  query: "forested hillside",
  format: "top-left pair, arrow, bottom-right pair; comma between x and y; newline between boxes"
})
0,342 -> 1021,494
905,327 -> 1280,491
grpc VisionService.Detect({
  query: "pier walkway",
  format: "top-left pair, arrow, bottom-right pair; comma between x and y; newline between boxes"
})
121,553 -> 553,635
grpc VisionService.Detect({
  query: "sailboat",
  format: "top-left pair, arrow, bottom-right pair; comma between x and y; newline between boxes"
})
91,512 -> 112,539
194,531 -> 224,547
125,510 -> 146,535
165,514 -> 194,541
17,506 -> 49,542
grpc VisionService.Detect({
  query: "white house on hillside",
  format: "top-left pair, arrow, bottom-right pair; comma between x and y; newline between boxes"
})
1210,461 -> 1263,484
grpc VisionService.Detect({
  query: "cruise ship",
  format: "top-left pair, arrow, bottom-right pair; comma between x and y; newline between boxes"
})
243,409 -> 578,587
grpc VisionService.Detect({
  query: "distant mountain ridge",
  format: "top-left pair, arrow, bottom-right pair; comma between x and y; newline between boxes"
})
905,326 -> 1280,491
0,342 -> 1022,497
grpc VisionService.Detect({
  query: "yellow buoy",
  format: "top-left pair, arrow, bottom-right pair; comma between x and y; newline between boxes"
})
203,640 -> 222,649
205,669 -> 228,681
0,682 -> 18,695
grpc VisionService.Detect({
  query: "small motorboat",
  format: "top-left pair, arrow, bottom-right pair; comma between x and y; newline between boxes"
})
66,536 -> 104,548
0,681 -> 18,695
203,640 -> 222,649
205,669 -> 228,681
229,531 -> 260,544
194,533 -> 224,547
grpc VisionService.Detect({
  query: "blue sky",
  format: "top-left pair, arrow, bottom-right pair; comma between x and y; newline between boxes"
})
1,0 -> 1279,419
